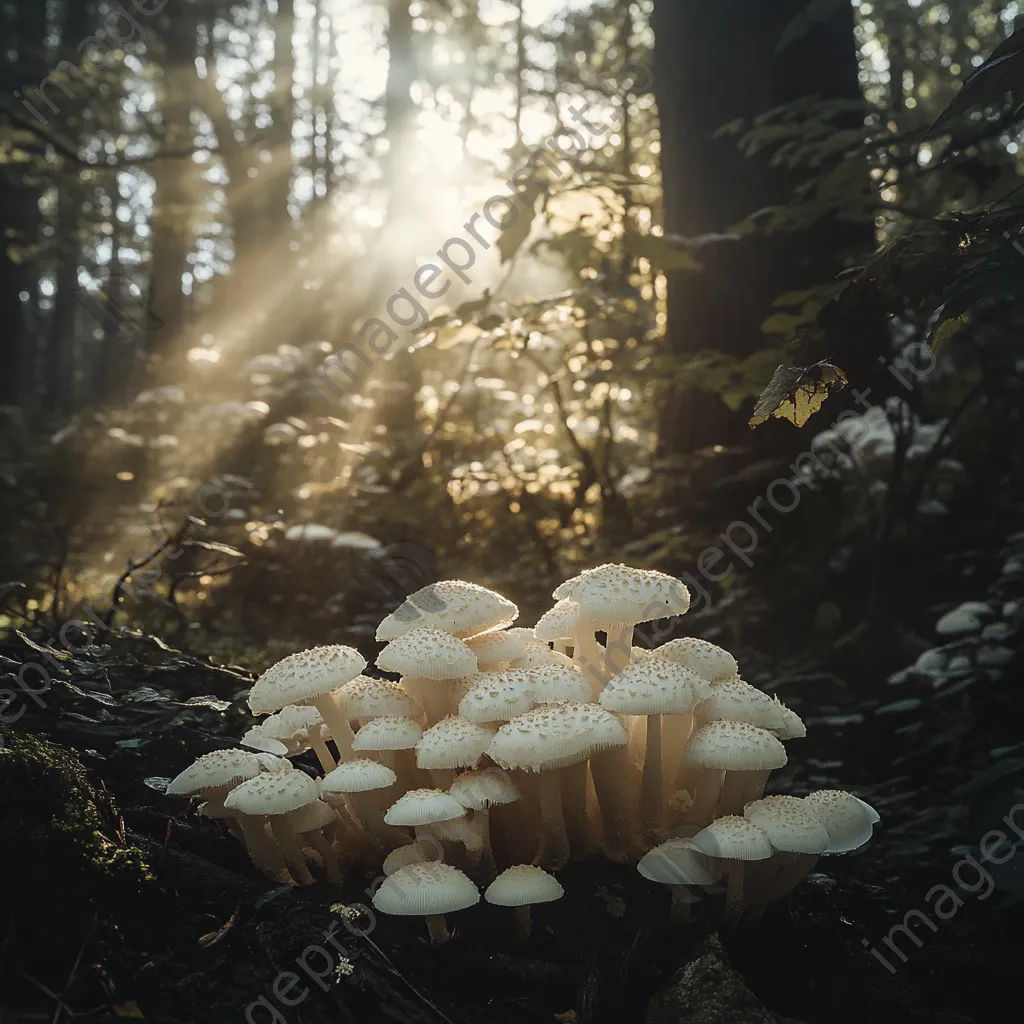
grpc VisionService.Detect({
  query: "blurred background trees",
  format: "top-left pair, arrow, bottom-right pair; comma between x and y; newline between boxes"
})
1,0 -> 1023,668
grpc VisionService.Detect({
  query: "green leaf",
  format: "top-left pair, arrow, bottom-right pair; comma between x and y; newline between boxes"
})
761,313 -> 805,335
931,312 -> 971,352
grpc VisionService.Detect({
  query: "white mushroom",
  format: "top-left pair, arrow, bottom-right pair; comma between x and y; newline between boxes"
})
372,862 -> 480,944
484,865 -> 564,939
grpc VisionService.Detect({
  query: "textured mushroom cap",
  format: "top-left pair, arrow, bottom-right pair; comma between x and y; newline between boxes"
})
598,659 -> 701,715
416,715 -> 496,769
384,788 -> 467,826
458,670 -> 535,723
487,702 -> 628,771
449,768 -> 521,810
505,627 -> 550,650
554,563 -> 690,624
383,837 -> 443,875
684,721 -> 788,771
372,862 -> 480,916
527,664 -> 592,705
337,676 -> 423,720
637,838 -> 722,885
166,749 -> 266,796
485,865 -> 564,907
652,637 -> 738,683
249,705 -> 328,755
515,646 -> 576,670
699,679 -> 788,730
804,790 -> 879,853
248,645 -> 367,713
240,725 -> 291,757
253,752 -> 292,772
743,796 -> 830,854
376,628 -> 478,681
375,580 -> 518,641
692,815 -> 774,861
466,630 -> 528,666
224,768 -> 318,816
771,701 -> 806,740
352,716 -> 424,751
320,759 -> 397,794
533,599 -> 581,641
291,799 -> 339,833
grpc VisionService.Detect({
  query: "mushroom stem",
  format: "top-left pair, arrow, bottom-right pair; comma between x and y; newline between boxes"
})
352,791 -> 401,849
553,639 -> 570,656
717,769 -> 771,817
270,813 -> 315,885
513,905 -> 532,940
589,749 -> 633,861
474,810 -> 497,879
641,715 -> 663,843
572,627 -> 605,697
239,815 -> 293,883
681,768 -> 724,828
561,760 -> 591,858
395,748 -> 422,790
311,694 -> 356,761
537,771 -> 571,869
604,622 -> 634,677
304,829 -> 344,883
403,676 -> 448,727
425,914 -> 450,945
765,852 -> 819,906
721,860 -> 746,928
309,734 -> 337,774
663,712 -> 695,800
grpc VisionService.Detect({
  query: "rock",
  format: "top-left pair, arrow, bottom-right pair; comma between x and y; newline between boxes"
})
647,935 -> 804,1024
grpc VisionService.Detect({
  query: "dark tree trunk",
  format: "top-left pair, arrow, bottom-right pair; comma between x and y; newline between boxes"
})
652,0 -> 868,456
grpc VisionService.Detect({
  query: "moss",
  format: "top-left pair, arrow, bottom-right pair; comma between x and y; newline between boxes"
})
0,724 -> 152,917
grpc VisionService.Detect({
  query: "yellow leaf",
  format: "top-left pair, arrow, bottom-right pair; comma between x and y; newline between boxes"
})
749,362 -> 848,429
114,1002 -> 144,1019
931,311 -> 971,352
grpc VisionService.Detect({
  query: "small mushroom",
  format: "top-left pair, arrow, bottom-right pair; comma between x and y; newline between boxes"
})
320,759 -> 402,850
375,580 -> 518,641
352,715 -> 423,787
691,815 -> 773,926
484,865 -> 564,939
372,862 -> 480,944
636,837 -> 722,922
803,790 -> 880,853
415,714 -> 495,790
449,768 -> 521,876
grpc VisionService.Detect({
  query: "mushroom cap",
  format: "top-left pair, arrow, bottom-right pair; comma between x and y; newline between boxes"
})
248,645 -> 367,714
743,795 -> 830,854
223,768 -> 318,816
533,599 -> 581,641
484,865 -> 564,907
416,715 -> 496,769
166,749 -> 266,796
372,862 -> 480,916
375,580 -> 518,641
515,646 -> 576,670
458,670 -> 535,723
598,659 -> 701,715
337,676 -> 423,720
505,627 -> 549,650
651,637 -> 738,683
699,679 -> 788,730
240,725 -> 291,757
384,788 -> 467,826
352,716 -> 424,751
554,563 -> 690,624
527,663 -> 592,705
804,790 -> 879,853
449,768 -> 521,810
253,752 -> 292,772
683,720 -> 788,772
466,630 -> 528,666
691,815 -> 774,861
771,700 -> 806,740
383,837 -> 443,875
320,759 -> 397,794
637,838 -> 722,886
376,628 -> 478,681
487,702 -> 628,772
291,799 -> 339,833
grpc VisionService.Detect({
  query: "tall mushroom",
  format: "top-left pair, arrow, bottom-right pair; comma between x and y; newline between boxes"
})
320,759 -> 403,850
599,658 -> 701,842
376,627 -> 478,727
248,645 -> 367,762
372,862 -> 480,945
224,768 -> 321,886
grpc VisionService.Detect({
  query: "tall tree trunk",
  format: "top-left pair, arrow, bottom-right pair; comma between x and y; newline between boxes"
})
652,0 -> 868,456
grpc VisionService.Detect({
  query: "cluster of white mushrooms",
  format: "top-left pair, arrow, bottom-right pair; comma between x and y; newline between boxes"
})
166,564 -> 879,941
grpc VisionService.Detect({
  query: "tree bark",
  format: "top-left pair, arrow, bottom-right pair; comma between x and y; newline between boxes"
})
652,0 -> 868,456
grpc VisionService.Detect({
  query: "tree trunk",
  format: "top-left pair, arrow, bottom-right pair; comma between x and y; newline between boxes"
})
652,0 -> 868,456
